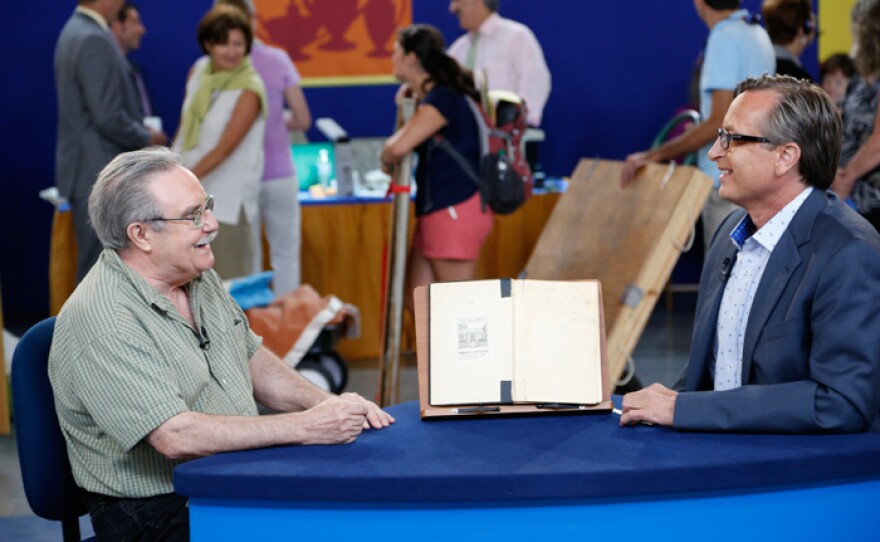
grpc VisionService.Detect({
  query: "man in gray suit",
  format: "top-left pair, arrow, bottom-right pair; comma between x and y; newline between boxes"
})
111,2 -> 153,119
55,0 -> 167,282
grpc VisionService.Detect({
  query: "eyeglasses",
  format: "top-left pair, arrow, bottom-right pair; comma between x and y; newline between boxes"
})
147,195 -> 214,229
716,128 -> 773,151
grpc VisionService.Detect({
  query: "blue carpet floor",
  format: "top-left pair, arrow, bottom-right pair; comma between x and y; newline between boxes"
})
0,515 -> 94,541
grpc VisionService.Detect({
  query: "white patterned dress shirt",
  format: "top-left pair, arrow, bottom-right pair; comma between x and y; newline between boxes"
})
714,187 -> 813,390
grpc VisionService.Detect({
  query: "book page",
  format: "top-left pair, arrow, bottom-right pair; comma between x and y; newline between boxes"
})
429,280 -> 514,405
513,280 -> 603,404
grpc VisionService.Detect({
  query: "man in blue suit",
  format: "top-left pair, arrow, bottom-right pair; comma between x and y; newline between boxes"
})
621,74 -> 880,433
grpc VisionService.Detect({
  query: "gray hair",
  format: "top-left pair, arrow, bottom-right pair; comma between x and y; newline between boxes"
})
735,74 -> 842,190
484,0 -> 500,12
88,147 -> 182,250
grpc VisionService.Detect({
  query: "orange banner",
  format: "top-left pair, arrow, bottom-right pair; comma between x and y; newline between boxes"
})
254,0 -> 412,86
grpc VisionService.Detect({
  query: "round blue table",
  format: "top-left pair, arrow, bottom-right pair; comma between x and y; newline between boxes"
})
174,400 -> 880,541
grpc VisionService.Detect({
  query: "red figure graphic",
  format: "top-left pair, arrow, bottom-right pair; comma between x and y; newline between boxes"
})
308,0 -> 359,51
259,1 -> 320,61
363,0 -> 403,58
256,0 -> 412,79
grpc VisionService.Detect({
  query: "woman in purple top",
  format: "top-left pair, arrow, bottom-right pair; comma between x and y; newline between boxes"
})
217,0 -> 312,295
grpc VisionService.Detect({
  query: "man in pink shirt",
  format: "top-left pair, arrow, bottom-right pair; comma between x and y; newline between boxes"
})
447,0 -> 551,127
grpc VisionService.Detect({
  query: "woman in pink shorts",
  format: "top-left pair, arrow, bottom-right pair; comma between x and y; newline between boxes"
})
380,24 -> 492,311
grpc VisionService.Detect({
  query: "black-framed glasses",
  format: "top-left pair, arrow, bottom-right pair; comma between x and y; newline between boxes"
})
147,194 -> 214,229
716,128 -> 773,151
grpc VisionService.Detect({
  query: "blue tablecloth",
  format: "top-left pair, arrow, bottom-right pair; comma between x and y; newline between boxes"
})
174,400 -> 880,503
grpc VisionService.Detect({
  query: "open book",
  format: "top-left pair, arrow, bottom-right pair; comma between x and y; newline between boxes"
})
428,279 -> 605,406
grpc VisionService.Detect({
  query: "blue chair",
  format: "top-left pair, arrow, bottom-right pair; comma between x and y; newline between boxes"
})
12,317 -> 93,541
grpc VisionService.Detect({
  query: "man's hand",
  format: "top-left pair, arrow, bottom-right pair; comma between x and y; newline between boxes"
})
620,150 -> 657,187
620,383 -> 677,427
297,397 -> 370,445
337,392 -> 395,429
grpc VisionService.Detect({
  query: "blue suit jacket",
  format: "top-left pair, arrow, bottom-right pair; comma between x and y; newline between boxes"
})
675,189 -> 880,433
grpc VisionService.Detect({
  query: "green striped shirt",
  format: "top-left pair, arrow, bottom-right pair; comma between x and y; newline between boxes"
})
49,249 -> 262,497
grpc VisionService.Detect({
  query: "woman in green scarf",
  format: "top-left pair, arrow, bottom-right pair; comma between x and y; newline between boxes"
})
174,4 -> 268,280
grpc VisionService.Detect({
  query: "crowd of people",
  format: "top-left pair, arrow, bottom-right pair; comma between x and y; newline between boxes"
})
58,0 -> 313,293
58,0 -> 551,295
46,0 -> 880,539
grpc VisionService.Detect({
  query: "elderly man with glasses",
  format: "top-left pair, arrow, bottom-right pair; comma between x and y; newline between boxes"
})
48,147 -> 394,541
620,75 -> 880,434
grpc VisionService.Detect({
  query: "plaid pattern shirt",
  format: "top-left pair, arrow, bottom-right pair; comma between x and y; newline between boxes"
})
49,249 -> 262,497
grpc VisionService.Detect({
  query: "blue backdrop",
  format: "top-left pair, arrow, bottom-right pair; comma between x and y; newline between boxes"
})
0,0 -> 817,325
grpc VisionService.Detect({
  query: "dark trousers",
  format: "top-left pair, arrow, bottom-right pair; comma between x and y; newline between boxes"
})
83,491 -> 189,542
864,206 -> 880,233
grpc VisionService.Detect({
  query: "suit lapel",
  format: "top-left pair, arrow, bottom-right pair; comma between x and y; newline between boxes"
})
740,189 -> 826,382
739,235 -> 799,382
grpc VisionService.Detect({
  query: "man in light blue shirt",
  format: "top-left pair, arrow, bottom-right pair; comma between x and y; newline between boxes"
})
621,75 -> 880,434
621,0 -> 774,247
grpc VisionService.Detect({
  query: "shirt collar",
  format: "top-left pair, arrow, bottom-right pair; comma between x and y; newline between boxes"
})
75,5 -> 110,31
729,214 -> 757,248
104,249 -> 202,315
729,186 -> 813,251
717,9 -> 752,30
474,12 -> 501,38
773,45 -> 802,66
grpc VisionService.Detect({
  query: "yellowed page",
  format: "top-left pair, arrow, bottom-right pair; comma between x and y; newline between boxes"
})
513,280 -> 603,404
429,280 -> 514,405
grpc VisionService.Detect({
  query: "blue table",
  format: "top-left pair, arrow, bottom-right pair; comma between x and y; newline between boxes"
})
174,401 -> 880,541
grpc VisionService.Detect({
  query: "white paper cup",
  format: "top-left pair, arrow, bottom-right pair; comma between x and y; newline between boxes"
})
144,116 -> 163,132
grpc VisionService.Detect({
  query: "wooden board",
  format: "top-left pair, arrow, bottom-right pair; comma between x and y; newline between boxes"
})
524,159 -> 712,387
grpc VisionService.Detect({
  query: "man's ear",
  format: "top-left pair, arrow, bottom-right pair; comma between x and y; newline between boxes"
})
776,142 -> 801,177
127,222 -> 153,253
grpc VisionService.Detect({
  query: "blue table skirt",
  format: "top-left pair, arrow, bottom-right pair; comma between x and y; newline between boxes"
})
186,478 -> 880,541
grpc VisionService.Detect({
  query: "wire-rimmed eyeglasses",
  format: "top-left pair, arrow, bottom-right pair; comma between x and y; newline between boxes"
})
148,194 -> 214,229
